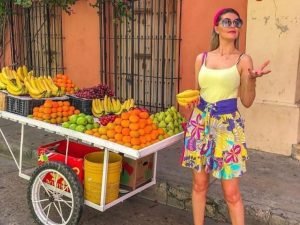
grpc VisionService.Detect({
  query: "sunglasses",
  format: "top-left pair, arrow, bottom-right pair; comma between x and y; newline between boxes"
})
219,18 -> 243,28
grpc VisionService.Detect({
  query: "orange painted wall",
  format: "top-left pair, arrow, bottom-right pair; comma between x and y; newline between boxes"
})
62,0 -> 100,88
180,0 -> 247,92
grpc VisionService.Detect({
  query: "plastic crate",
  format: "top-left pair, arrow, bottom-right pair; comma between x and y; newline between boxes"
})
37,140 -> 101,184
6,95 -> 44,116
68,95 -> 92,115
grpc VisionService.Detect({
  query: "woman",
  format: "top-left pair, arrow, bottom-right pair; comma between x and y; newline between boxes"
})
180,8 -> 271,225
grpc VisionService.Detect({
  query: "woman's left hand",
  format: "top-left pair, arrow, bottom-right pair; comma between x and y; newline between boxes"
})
248,60 -> 271,79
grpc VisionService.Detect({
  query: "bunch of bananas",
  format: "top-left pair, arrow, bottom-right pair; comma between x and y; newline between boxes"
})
92,95 -> 135,117
24,75 -> 64,99
176,89 -> 200,107
0,66 -> 29,96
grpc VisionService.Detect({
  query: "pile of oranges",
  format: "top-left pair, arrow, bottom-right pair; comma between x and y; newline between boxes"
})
85,108 -> 168,150
31,100 -> 80,124
53,74 -> 78,94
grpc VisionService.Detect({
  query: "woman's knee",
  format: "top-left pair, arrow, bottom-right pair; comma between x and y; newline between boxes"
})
223,190 -> 242,204
192,180 -> 209,194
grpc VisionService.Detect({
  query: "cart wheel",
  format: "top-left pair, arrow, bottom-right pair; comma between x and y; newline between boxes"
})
27,162 -> 84,225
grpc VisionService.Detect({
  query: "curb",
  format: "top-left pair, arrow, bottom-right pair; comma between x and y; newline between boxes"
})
138,181 -> 300,225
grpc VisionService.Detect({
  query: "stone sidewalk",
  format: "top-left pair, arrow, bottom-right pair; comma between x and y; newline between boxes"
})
0,118 -> 299,225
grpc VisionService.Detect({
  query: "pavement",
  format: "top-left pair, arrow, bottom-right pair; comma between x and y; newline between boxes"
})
0,117 -> 299,225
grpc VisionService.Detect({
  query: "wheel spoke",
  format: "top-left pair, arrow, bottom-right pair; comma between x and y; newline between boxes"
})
53,201 -> 66,224
57,198 -> 72,209
32,198 -> 49,203
46,202 -> 52,224
38,177 -> 51,197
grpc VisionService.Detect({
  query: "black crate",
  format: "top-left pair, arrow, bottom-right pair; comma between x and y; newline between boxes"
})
68,95 -> 92,115
6,95 -> 45,117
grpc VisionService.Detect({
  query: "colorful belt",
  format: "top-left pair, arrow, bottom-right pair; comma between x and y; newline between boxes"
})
197,98 -> 238,116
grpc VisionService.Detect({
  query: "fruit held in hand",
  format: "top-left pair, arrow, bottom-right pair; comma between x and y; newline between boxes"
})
176,89 -> 200,106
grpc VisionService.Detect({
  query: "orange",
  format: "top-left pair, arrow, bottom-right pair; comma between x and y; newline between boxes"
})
42,114 -> 51,120
33,107 -> 39,113
38,107 -> 44,113
121,112 -> 130,120
150,130 -> 159,140
107,130 -> 116,138
144,125 -> 153,134
129,130 -> 139,138
129,123 -> 139,131
139,111 -> 149,119
62,106 -> 69,112
85,130 -> 94,135
121,120 -> 130,128
56,112 -> 62,117
100,134 -> 108,140
62,117 -> 69,122
62,111 -> 69,117
52,101 -> 59,108
129,115 -> 139,123
74,109 -> 80,115
33,112 -> 39,117
145,134 -> 152,142
51,107 -> 57,113
51,113 -> 57,119
50,118 -> 57,124
43,108 -> 52,114
138,129 -> 145,136
69,106 -> 75,112
121,127 -> 130,136
44,101 -> 52,108
115,133 -> 123,141
114,125 -> 122,133
139,119 -> 147,128
122,136 -> 131,143
98,127 -> 108,135
157,128 -> 164,135
114,117 -> 122,125
146,118 -> 153,125
131,138 -> 141,146
132,145 -> 141,150
130,108 -> 141,115
57,101 -> 63,107
37,112 -> 43,118
123,142 -> 132,148
56,117 -> 62,124
93,132 -> 101,138
106,122 -> 116,130
139,136 -> 147,144
56,107 -> 63,112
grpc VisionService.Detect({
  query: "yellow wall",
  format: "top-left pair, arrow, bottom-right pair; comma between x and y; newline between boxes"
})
242,0 -> 300,155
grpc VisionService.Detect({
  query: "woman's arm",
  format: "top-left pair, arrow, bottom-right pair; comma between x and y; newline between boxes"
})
239,54 -> 256,108
239,55 -> 271,108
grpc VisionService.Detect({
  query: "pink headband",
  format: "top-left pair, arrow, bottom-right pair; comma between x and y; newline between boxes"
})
213,8 -> 228,26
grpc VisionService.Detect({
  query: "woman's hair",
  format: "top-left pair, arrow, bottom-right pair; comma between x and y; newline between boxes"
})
210,8 -> 241,51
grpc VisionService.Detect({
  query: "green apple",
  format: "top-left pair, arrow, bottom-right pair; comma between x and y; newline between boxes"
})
93,122 -> 100,128
167,130 -> 174,136
76,117 -> 87,125
158,121 -> 167,128
75,125 -> 86,133
164,115 -> 173,123
69,115 -> 78,124
85,124 -> 94,130
69,124 -> 77,130
62,122 -> 71,128
85,115 -> 94,124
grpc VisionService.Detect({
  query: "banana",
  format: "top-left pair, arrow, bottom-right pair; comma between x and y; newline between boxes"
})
24,77 -> 45,98
112,98 -> 121,113
177,98 -> 190,107
6,79 -> 23,96
45,76 -> 59,96
16,67 -> 24,82
22,65 -> 28,78
0,80 -> 6,89
41,77 -> 52,97
103,95 -> 108,114
0,72 -> 9,85
176,89 -> 200,99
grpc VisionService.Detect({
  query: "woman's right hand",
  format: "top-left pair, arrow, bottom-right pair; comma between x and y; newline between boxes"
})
187,97 -> 200,109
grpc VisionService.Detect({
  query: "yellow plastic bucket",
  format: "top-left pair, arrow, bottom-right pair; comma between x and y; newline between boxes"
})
84,151 -> 122,204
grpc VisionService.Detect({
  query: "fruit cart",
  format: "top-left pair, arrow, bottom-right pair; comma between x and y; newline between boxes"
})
0,110 -> 183,225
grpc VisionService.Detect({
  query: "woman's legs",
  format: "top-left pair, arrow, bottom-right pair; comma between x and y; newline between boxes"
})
192,169 -> 210,225
221,178 -> 245,225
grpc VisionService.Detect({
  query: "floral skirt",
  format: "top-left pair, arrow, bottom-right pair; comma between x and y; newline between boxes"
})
180,104 -> 248,179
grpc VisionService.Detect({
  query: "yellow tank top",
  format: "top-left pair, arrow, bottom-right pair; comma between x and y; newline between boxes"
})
198,55 -> 242,103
